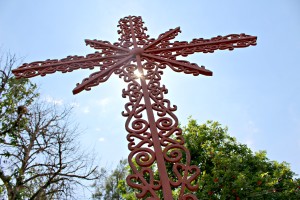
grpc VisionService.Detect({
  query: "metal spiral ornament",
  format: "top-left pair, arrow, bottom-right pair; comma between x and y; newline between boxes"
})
12,15 -> 257,199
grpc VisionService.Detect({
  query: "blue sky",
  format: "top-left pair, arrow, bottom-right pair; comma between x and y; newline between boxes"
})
1,0 -> 300,184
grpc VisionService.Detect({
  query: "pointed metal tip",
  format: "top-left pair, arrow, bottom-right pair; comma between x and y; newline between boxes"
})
203,69 -> 213,76
11,69 -> 17,73
72,88 -> 80,95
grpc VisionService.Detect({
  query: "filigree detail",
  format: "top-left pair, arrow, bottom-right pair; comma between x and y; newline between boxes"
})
119,61 -> 200,199
12,53 -> 130,79
72,56 -> 132,94
145,33 -> 257,59
144,27 -> 181,50
12,15 -> 257,200
85,39 -> 129,55
116,16 -> 155,48
143,54 -> 212,76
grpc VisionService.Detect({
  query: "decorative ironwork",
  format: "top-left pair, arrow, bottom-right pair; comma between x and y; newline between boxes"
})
12,16 -> 257,199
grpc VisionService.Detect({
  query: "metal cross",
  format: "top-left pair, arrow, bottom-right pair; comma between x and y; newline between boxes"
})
12,16 -> 257,199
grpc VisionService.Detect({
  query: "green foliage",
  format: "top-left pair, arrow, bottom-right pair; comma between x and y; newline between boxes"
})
183,119 -> 300,199
0,54 -> 38,199
1,54 -> 99,200
0,77 -> 38,140
91,159 -> 135,200
92,119 -> 300,199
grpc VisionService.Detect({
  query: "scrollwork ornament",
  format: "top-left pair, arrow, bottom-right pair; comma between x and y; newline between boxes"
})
12,15 -> 257,199
121,60 -> 200,198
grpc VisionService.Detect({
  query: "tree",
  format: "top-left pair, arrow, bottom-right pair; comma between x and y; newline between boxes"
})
100,119 -> 300,199
91,159 -> 135,200
182,119 -> 300,199
0,53 -> 100,199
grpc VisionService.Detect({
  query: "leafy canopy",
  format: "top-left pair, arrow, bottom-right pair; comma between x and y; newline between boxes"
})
183,119 -> 300,199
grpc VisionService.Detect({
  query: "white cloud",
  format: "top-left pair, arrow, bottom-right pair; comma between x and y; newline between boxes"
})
246,120 -> 259,133
44,95 -> 63,105
244,138 -> 254,149
239,120 -> 259,150
69,102 -> 80,108
82,106 -> 90,114
98,137 -> 105,142
95,128 -> 102,132
97,98 -> 110,107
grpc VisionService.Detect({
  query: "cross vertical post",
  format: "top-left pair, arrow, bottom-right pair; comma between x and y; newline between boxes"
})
12,16 -> 257,199
129,15 -> 173,199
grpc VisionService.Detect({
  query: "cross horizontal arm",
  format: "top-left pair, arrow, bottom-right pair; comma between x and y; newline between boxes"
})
144,34 -> 257,57
142,53 -> 212,76
12,54 -> 129,79
72,55 -> 132,94
85,39 -> 130,52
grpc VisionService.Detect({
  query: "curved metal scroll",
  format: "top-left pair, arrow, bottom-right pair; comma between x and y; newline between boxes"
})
119,60 -> 200,199
11,15 -> 257,200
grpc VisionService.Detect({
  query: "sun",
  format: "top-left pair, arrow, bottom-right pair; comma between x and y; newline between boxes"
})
134,70 -> 143,78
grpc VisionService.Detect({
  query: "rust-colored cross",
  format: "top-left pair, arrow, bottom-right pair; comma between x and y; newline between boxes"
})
12,16 -> 257,199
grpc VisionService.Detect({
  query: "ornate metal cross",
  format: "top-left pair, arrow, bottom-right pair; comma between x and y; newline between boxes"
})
12,16 -> 257,199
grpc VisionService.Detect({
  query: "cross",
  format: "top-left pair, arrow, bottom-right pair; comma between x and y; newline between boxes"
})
12,16 -> 257,199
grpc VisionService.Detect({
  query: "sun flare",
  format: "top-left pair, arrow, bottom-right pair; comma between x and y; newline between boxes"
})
134,70 -> 143,78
